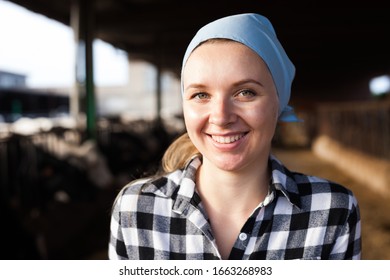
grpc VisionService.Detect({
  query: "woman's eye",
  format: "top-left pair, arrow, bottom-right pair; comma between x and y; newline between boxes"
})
237,90 -> 256,98
194,92 -> 209,100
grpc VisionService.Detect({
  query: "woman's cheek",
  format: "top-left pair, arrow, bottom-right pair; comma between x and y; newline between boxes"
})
183,106 -> 200,132
184,103 -> 208,121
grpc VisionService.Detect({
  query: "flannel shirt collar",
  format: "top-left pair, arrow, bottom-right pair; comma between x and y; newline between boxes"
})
269,154 -> 302,209
141,154 -> 301,214
140,156 -> 202,215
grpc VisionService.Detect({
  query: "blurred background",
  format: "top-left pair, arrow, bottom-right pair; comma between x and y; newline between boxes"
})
0,0 -> 389,260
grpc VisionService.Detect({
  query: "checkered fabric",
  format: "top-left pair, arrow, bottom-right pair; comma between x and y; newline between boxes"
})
109,155 -> 361,260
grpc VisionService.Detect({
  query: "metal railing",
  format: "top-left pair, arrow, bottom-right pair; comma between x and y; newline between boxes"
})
316,98 -> 390,160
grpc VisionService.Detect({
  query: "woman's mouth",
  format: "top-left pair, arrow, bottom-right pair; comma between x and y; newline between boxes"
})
210,133 -> 247,144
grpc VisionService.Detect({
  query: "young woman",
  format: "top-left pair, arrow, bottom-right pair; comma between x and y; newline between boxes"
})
109,13 -> 361,260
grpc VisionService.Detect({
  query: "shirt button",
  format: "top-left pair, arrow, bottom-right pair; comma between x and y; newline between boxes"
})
239,233 -> 248,241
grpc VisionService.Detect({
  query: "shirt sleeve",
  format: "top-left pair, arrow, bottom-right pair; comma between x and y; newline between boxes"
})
329,194 -> 362,260
108,190 -> 129,260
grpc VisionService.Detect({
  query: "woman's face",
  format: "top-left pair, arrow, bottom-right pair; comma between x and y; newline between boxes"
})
182,40 -> 279,172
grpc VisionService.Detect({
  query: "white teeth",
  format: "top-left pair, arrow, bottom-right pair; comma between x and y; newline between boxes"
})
211,134 -> 244,144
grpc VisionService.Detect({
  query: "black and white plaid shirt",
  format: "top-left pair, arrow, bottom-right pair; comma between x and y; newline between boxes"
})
109,155 -> 361,260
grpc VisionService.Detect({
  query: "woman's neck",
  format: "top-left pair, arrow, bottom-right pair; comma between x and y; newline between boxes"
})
196,156 -> 270,215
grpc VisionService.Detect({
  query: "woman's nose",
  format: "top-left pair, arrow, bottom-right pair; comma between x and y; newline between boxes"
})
209,97 -> 236,126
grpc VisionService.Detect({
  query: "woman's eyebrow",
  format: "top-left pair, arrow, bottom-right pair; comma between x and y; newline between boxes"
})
184,83 -> 208,91
232,78 -> 264,88
185,79 -> 263,91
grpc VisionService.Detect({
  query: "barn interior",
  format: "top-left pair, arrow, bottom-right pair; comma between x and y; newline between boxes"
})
0,0 -> 389,260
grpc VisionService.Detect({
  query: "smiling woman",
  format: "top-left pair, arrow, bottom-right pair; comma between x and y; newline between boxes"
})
109,13 -> 361,260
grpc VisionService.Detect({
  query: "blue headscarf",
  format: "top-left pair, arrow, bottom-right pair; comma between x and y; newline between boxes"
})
182,13 -> 300,122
